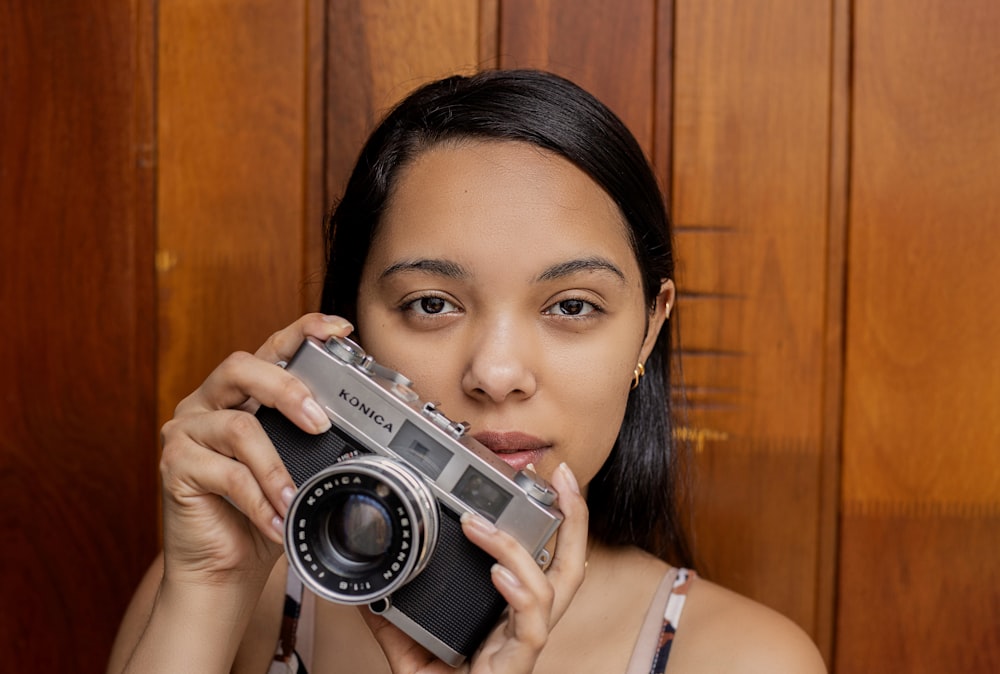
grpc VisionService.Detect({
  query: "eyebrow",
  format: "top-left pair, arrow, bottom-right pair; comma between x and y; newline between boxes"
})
378,258 -> 469,281
535,257 -> 626,284
377,255 -> 627,284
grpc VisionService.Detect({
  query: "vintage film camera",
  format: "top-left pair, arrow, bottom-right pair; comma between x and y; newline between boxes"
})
256,335 -> 563,666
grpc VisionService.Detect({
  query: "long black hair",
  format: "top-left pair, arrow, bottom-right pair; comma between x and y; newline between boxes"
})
320,69 -> 692,567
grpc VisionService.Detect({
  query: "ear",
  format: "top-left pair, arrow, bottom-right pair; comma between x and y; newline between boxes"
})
638,279 -> 675,364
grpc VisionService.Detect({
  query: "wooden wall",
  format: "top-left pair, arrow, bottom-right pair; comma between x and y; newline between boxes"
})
838,1 -> 1000,670
156,0 -> 328,423
3,1 -> 997,672
0,1 -> 158,671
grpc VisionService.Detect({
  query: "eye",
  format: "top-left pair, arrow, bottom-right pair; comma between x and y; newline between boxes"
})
403,295 -> 459,316
544,298 -> 601,317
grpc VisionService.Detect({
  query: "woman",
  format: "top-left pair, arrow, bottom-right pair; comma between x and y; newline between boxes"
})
109,70 -> 825,673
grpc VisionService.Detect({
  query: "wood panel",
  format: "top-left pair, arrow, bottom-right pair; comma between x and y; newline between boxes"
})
670,0 -> 833,639
838,512 -> 1000,672
498,0 -> 656,154
840,0 -> 1000,670
157,0 -> 325,426
0,1 -> 157,671
326,0 -> 489,203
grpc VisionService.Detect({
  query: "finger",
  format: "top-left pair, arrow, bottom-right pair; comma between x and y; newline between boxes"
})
462,466 -> 589,672
175,314 -> 352,426
179,351 -> 333,435
185,408 -> 298,511
460,513 -> 554,638
460,535 -> 551,672
541,462 -> 589,620
159,425 -> 286,545
489,563 -> 550,648
464,463 -> 588,622
254,313 -> 354,364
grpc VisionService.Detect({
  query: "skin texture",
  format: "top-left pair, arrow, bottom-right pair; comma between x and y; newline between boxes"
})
107,140 -> 826,674
356,140 -> 670,491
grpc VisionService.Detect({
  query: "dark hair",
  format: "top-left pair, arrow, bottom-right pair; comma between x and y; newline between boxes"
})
320,69 -> 692,567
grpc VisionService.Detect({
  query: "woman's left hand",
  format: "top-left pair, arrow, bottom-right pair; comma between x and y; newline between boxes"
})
360,461 -> 589,673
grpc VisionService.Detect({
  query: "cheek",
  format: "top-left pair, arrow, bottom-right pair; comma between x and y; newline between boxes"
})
355,309 -> 459,394
355,301 -> 405,363
548,346 -> 635,480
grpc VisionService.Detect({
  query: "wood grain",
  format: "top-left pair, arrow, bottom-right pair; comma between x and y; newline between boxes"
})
840,1 -> 1000,669
687,445 -> 823,631
844,0 -> 1000,510
670,0 -> 833,638
326,0 -> 484,202
157,0 -> 321,426
672,0 -> 832,441
838,512 -> 1000,673
0,1 -> 157,670
498,0 -> 657,154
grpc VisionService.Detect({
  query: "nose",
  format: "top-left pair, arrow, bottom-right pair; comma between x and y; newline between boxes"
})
461,320 -> 538,404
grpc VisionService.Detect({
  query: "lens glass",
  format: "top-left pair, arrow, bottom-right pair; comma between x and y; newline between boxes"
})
328,493 -> 392,565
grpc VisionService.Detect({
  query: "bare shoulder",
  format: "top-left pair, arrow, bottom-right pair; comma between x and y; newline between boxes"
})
667,576 -> 827,673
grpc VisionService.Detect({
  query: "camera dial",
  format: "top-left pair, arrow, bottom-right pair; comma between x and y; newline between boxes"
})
324,335 -> 414,387
324,334 -> 366,367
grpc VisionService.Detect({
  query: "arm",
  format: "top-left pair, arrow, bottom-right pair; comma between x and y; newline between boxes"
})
107,314 -> 355,673
117,564 -> 268,673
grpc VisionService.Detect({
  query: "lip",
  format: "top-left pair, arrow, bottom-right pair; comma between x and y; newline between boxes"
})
472,431 -> 551,471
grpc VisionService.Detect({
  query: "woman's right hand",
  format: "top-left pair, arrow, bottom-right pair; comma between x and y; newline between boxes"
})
157,313 -> 355,589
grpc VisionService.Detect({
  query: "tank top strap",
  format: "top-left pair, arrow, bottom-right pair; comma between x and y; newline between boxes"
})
624,567 -> 698,674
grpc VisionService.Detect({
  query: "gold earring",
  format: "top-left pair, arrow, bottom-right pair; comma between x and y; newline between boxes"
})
631,362 -> 646,390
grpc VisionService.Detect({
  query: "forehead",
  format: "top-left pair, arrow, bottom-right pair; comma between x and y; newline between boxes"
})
369,140 -> 638,277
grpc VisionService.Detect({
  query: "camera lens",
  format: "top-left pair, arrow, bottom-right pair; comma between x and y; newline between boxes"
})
285,456 -> 438,604
326,492 -> 392,566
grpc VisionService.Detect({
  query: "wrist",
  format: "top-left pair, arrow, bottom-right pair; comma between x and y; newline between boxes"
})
121,574 -> 263,673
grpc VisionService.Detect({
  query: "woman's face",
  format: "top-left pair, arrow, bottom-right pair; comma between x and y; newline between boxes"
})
356,140 -> 671,490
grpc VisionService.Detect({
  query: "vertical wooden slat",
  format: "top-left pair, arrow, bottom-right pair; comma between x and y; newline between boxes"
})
479,0 -> 501,67
325,0 -> 483,203
304,0 -> 330,310
653,0 -> 676,205
0,1 -> 157,670
839,0 -> 1000,670
498,0 -> 657,155
670,0 -> 832,638
157,0 -> 320,426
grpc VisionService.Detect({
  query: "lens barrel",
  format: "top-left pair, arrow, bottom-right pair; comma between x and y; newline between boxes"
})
285,455 -> 438,604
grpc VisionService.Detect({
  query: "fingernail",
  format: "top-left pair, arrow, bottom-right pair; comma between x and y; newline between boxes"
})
303,398 -> 332,432
491,563 -> 521,589
525,462 -> 536,473
322,315 -> 354,332
281,486 -> 296,510
558,462 -> 580,495
461,511 -> 497,535
271,515 -> 284,537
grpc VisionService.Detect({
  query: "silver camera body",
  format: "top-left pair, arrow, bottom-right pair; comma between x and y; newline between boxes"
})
256,336 -> 563,666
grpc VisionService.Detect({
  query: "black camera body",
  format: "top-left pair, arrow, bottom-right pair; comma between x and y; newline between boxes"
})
256,336 -> 562,666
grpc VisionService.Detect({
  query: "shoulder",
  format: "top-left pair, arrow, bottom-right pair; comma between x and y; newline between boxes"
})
667,575 -> 827,673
